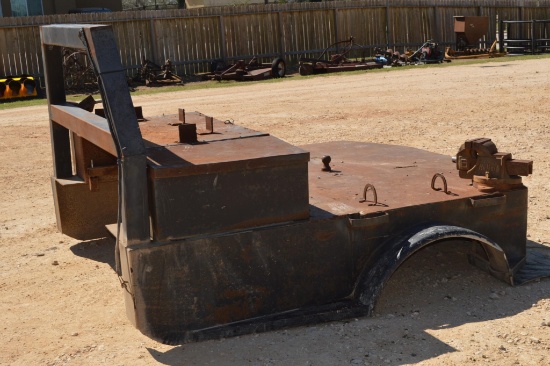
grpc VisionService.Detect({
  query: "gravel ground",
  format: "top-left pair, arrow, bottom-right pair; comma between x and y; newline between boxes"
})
0,56 -> 549,366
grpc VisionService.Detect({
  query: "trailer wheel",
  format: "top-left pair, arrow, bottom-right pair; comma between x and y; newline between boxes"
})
271,58 -> 286,78
299,64 -> 313,76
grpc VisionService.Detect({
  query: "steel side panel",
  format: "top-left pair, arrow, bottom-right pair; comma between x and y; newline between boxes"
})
51,176 -> 118,240
129,218 -> 351,340
128,188 -> 528,342
149,162 -> 310,241
350,188 -> 528,279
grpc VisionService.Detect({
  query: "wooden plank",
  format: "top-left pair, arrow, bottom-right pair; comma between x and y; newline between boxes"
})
0,22 -> 9,75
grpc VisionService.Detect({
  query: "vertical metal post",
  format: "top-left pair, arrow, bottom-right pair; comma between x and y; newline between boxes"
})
81,26 -> 151,246
41,24 -> 151,246
41,42 -> 72,179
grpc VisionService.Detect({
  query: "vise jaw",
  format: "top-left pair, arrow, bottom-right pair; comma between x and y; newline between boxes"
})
454,138 -> 533,192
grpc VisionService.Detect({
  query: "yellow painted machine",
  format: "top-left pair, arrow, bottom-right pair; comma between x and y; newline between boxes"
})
0,75 -> 38,100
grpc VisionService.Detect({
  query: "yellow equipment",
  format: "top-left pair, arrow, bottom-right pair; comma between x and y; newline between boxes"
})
0,75 -> 38,100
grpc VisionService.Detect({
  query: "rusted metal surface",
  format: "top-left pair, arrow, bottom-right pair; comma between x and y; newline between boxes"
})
455,137 -> 533,192
306,141 -> 485,216
299,37 -> 383,75
431,173 -> 450,194
445,16 -> 506,59
50,104 -> 117,156
139,111 -> 266,146
135,57 -> 184,86
202,57 -> 286,81
95,106 -> 144,121
41,24 -> 547,346
147,134 -> 310,241
454,16 -> 490,50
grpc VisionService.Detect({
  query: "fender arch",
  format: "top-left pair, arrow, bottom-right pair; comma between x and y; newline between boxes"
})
355,224 -> 513,315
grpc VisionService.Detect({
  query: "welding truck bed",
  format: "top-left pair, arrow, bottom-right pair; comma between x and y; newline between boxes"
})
41,24 -> 547,344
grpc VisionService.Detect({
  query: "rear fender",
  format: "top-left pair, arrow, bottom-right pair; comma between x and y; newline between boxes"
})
355,224 -> 512,314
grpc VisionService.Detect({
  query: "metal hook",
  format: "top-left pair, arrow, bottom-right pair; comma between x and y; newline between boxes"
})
359,183 -> 378,205
431,173 -> 449,194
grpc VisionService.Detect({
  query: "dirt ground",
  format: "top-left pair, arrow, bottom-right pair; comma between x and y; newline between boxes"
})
1,57 -> 549,366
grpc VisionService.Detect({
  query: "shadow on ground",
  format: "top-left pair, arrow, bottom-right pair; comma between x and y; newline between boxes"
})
70,237 -> 116,271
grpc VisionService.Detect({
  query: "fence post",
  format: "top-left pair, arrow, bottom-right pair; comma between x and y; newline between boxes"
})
149,19 -> 158,65
333,8 -> 339,52
519,6 -> 524,41
219,15 -> 227,61
385,1 -> 390,49
277,11 -> 284,58
434,5 -> 440,43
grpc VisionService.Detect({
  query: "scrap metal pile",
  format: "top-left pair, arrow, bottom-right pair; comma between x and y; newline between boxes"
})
373,47 -> 411,66
299,36 -> 383,75
41,24 -> 550,345
408,40 -> 449,64
202,57 -> 286,81
134,57 -> 184,86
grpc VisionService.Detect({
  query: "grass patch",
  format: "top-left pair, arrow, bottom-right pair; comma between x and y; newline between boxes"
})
0,97 -> 47,110
1,53 -> 549,111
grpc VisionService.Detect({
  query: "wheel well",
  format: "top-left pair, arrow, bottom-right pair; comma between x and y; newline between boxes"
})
354,225 -> 512,315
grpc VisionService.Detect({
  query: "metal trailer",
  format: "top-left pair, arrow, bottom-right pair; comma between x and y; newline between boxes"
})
134,57 -> 184,86
202,57 -> 286,81
41,24 -> 548,345
299,37 -> 383,75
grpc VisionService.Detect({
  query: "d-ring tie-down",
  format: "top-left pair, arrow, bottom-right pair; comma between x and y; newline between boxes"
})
431,173 -> 449,194
359,183 -> 378,205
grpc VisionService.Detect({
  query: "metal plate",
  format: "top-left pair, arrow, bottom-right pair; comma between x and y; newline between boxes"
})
304,141 -> 487,217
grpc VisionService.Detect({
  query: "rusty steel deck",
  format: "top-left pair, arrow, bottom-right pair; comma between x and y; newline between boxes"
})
306,141 -> 483,216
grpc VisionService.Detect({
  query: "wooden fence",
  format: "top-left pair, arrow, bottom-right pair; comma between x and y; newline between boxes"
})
1,0 -> 550,78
